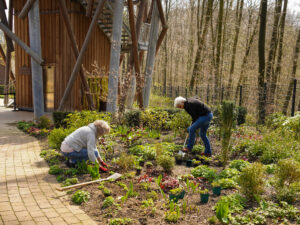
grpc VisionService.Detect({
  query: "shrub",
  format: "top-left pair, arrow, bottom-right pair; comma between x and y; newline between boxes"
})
64,110 -> 111,129
215,198 -> 229,224
109,218 -> 132,225
219,101 -> 236,166
71,190 -> 90,204
265,164 -> 276,174
229,160 -> 250,172
217,178 -> 238,189
275,158 -> 300,187
141,108 -> 171,130
52,111 -> 72,128
265,112 -> 287,129
48,127 -> 75,149
103,188 -> 112,196
191,165 -> 217,182
170,110 -> 191,138
116,153 -> 135,171
146,191 -> 158,201
102,196 -> 114,209
48,165 -> 63,175
236,106 -> 247,125
191,145 -> 205,154
37,115 -> 51,129
76,160 -> 88,174
157,154 -> 175,172
17,121 -> 35,131
237,162 -> 265,201
282,114 -> 300,138
124,110 -> 141,127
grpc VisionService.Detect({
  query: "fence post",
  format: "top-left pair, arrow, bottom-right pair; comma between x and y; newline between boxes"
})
185,88 -> 187,98
239,85 -> 243,106
196,86 -> 199,96
221,86 -> 224,103
291,79 -> 297,116
207,85 -> 209,104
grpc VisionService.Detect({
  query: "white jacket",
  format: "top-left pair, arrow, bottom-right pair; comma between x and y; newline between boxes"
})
62,123 -> 100,162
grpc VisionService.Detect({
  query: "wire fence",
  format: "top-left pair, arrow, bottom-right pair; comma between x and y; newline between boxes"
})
152,79 -> 299,117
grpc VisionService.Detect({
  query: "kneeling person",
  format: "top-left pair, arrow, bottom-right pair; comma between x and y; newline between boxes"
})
61,120 -> 110,172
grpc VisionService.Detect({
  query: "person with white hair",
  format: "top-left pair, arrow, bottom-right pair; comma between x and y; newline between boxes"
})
61,120 -> 110,172
174,96 -> 213,156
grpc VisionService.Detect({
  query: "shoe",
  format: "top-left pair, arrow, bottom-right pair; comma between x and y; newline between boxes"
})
200,152 -> 212,157
182,147 -> 190,152
99,166 -> 108,172
101,161 -> 108,167
65,160 -> 76,168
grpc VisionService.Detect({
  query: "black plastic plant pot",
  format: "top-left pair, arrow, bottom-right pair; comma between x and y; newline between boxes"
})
175,158 -> 183,165
136,169 -> 142,176
200,193 -> 209,203
169,190 -> 185,203
186,160 -> 193,167
212,186 -> 221,196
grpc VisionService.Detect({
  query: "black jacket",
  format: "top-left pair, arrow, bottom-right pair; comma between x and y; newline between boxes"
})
184,98 -> 211,123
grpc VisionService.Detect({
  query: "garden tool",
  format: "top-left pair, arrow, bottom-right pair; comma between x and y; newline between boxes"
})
56,172 -> 122,191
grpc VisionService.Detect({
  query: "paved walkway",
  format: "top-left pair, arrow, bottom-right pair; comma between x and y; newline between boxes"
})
0,107 -> 97,225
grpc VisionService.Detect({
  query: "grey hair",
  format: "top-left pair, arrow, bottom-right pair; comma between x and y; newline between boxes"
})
174,96 -> 186,107
94,120 -> 110,136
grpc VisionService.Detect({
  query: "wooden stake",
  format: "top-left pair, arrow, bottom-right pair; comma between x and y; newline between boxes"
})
18,0 -> 36,19
58,0 -> 106,111
58,0 -> 95,110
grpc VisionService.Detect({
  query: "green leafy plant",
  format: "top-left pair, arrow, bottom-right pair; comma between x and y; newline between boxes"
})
71,190 -> 90,204
216,198 -> 229,224
265,164 -> 276,174
275,158 -> 300,187
219,101 -> 236,167
121,182 -> 138,202
156,154 -> 175,173
236,106 -> 247,125
216,178 -> 237,189
48,127 -> 75,149
141,108 -> 171,130
102,196 -> 114,209
146,191 -> 158,201
199,188 -> 209,194
48,165 -> 63,175
124,110 -> 141,127
229,160 -> 250,172
103,187 -> 112,196
76,160 -> 88,174
117,181 -> 128,191
165,201 -> 180,223
87,162 -> 100,180
64,168 -> 78,176
109,218 -> 132,225
37,115 -> 51,129
170,187 -> 183,195
208,216 -> 217,224
218,168 -> 240,179
40,149 -> 62,165
191,165 -> 217,182
170,110 -> 192,138
237,162 -> 265,201
62,178 -> 78,187
142,198 -> 154,208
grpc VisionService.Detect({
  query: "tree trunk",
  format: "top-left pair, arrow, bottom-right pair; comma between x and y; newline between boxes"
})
270,0 -> 288,112
226,0 -> 243,99
282,29 -> 300,115
265,0 -> 282,113
214,0 -> 224,104
257,0 -> 268,124
190,0 -> 213,91
163,0 -> 171,96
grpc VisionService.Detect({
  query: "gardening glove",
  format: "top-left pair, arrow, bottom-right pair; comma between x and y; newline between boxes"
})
101,161 -> 108,168
99,166 -> 108,172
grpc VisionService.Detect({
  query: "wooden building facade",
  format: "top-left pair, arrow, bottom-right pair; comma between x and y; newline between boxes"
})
13,0 -> 111,111
0,0 -> 167,116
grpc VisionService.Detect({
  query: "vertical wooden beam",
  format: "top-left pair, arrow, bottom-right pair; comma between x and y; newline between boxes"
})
18,0 -> 37,19
0,44 -> 15,83
86,0 -> 94,17
4,0 -> 13,106
143,0 -> 160,108
58,0 -> 106,111
155,26 -> 168,54
107,0 -> 125,113
128,0 -> 143,109
28,0 -> 44,118
58,0 -> 95,110
154,0 -> 168,54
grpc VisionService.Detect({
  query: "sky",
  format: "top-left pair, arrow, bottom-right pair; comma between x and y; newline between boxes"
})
288,0 -> 300,13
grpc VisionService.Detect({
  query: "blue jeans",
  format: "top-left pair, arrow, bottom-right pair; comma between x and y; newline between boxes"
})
187,112 -> 213,154
62,149 -> 99,164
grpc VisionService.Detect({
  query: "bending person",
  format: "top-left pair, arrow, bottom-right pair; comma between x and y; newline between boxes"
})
61,120 -> 110,172
174,96 -> 213,157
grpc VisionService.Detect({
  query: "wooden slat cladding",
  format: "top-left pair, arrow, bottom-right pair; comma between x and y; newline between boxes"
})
13,0 -> 111,111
